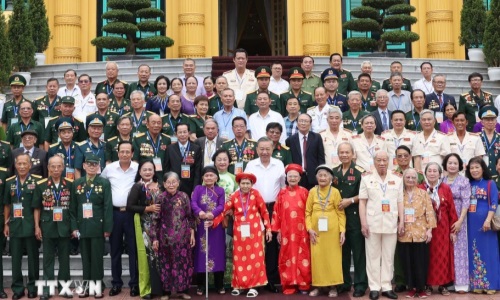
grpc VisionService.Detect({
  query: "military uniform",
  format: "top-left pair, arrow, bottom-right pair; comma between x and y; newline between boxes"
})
335,69 -> 357,95
109,98 -> 132,117
332,163 -> 368,293
458,90 -> 494,132
320,128 -> 353,169
125,110 -> 155,137
1,97 -> 34,129
413,130 -> 450,171
94,79 -> 129,101
33,95 -> 62,128
70,174 -> 113,285
86,110 -> 119,141
221,138 -> 258,175
161,113 -> 192,138
33,177 -> 73,294
6,119 -> 44,148
308,104 -> 336,133
405,109 -> 423,132
74,140 -> 107,176
382,78 -> 413,93
132,132 -> 171,181
352,134 -> 387,172
480,131 -> 500,176
126,81 -> 156,100
279,90 -> 314,115
381,129 -> 417,169
48,142 -> 77,179
272,144 -> 292,166
106,136 -> 131,163
326,92 -> 348,112
244,90 -> 281,116
0,140 -> 13,170
302,73 -> 322,94
0,167 -> 10,296
223,68 -> 257,108
189,115 -> 212,138
4,174 -> 42,295
355,79 -> 381,94
449,132 -> 485,166
44,116 -> 87,144
343,110 -> 369,134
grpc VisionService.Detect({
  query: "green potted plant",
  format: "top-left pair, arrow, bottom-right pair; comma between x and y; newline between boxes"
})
91,0 -> 174,57
459,0 -> 487,61
28,0 -> 51,65
0,6 -> 13,95
342,0 -> 420,56
8,0 -> 36,83
484,0 -> 500,80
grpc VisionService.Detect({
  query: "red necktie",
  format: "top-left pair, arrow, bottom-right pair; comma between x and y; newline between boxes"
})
303,135 -> 307,169
438,94 -> 443,106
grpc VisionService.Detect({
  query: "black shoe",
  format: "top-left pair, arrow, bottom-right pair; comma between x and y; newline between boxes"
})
12,293 -> 25,300
130,286 -> 139,297
93,293 -> 103,299
141,294 -> 151,300
70,249 -> 79,256
0,290 -> 7,299
337,286 -> 351,294
369,291 -> 380,300
28,292 -> 37,299
266,283 -> 279,293
40,294 -> 50,300
61,293 -> 73,299
353,289 -> 365,297
394,285 -> 406,293
381,290 -> 398,299
109,287 -> 121,297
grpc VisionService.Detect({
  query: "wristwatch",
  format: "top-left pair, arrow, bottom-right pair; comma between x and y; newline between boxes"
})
351,198 -> 354,204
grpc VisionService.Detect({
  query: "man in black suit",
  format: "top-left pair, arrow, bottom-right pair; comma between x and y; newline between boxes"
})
194,119 -> 225,167
424,74 -> 456,122
286,113 -> 325,189
164,123 -> 202,195
12,130 -> 48,178
371,89 -> 393,135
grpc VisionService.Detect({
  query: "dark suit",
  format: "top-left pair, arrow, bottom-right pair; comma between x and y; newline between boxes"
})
286,131 -> 325,189
371,109 -> 393,135
12,147 -> 48,178
194,136 -> 225,166
163,141 -> 202,195
425,93 -> 457,120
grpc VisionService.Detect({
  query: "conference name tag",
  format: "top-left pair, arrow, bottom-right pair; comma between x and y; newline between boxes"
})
318,217 -> 328,232
241,222 -> 250,238
13,203 -> 23,218
382,199 -> 390,212
83,203 -> 93,219
404,208 -> 415,223
53,207 -> 63,222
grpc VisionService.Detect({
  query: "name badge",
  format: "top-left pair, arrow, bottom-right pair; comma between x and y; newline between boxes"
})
422,152 -> 430,164
393,156 -> 398,166
475,111 -> 480,123
435,112 -> 444,124
160,111 -> 165,117
66,167 -> 75,180
153,157 -> 163,172
53,207 -> 63,222
240,222 -> 250,238
10,118 -> 18,126
83,203 -> 93,219
99,133 -> 105,142
352,130 -> 358,135
235,161 -> 244,175
318,217 -> 328,232
404,208 -> 415,223
220,131 -> 229,139
44,117 -> 51,128
382,199 -> 390,212
13,203 -> 23,218
181,164 -> 190,178
171,136 -> 178,143
469,199 -> 477,213
133,132 -> 138,138
330,150 -> 340,165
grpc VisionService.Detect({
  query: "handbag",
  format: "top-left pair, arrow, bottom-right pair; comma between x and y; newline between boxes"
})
486,180 -> 500,231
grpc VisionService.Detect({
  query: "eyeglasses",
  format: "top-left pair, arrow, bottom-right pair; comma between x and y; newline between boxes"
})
165,181 -> 178,186
79,80 -> 90,83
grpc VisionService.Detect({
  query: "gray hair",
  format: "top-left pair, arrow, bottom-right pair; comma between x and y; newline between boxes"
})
327,106 -> 343,117
432,74 -> 447,82
419,109 -> 434,119
48,155 -> 64,166
130,90 -> 145,101
424,162 -> 443,175
373,150 -> 389,161
257,136 -> 273,147
337,142 -> 354,154
163,171 -> 180,182
361,61 -> 373,68
105,61 -> 119,70
204,119 -> 218,128
348,90 -> 362,100
390,72 -> 403,80
375,89 -> 388,98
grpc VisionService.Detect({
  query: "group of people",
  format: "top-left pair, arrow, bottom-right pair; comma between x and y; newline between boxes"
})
1,48 -> 500,300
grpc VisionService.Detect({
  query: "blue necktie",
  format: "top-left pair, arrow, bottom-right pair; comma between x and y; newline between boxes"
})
382,111 -> 388,131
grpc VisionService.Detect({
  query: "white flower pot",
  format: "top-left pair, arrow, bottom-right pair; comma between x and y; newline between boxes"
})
35,53 -> 46,66
468,48 -> 485,62
488,67 -> 500,81
13,71 -> 31,85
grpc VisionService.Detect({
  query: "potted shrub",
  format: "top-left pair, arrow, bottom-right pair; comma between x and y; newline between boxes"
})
8,0 -> 36,84
28,0 -> 51,65
459,0 -> 487,61
342,0 -> 420,56
0,6 -> 13,95
484,0 -> 500,80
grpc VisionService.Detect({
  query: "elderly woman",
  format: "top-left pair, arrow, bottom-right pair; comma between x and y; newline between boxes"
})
466,157 -> 500,295
181,76 -> 198,115
398,168 -> 436,298
203,76 -> 215,98
442,153 -> 471,293
210,173 -> 272,298
418,162 -> 458,296
306,165 -> 346,297
191,166 -> 226,295
169,77 -> 183,97
189,95 -> 211,140
351,114 -> 387,172
320,106 -> 352,169
146,75 -> 171,116
151,172 -> 195,300
271,164 -> 311,295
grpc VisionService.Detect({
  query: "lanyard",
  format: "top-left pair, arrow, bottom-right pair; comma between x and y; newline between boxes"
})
181,142 -> 191,161
317,186 -> 332,212
106,84 -> 113,96
147,131 -> 160,156
482,132 -> 497,152
85,186 -> 93,202
234,140 -> 247,160
380,183 -> 387,197
15,177 -> 24,202
362,100 -> 368,111
47,97 -> 58,115
168,114 -> 180,131
327,94 -> 337,106
66,145 -> 72,166
222,110 -> 234,129
394,136 -> 402,148
65,88 -> 75,97
412,113 -> 420,130
240,191 -> 250,218
88,140 -> 101,156
407,191 -> 413,203
52,187 -> 62,206
20,122 -> 31,132
133,110 -> 146,129
352,120 -> 358,130
160,98 -> 168,113
13,105 -> 19,117
391,94 -> 403,110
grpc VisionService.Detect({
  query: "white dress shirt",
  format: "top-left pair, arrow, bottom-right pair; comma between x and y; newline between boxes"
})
74,92 -> 97,122
413,77 -> 434,94
269,77 -> 290,95
203,137 -> 217,166
244,157 -> 285,203
100,161 -> 138,207
249,109 -> 286,143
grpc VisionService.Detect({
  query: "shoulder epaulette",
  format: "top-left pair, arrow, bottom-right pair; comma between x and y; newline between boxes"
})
307,106 -> 315,110
338,93 -> 346,97
181,113 -> 191,118
280,144 -> 289,150
352,135 -> 361,139
107,136 -> 118,142
146,110 -> 155,115
161,133 -> 171,138
74,117 -> 83,123
381,129 -> 391,135
469,132 -> 480,136
246,69 -> 255,73
376,136 -> 385,140
98,80 -> 106,84
343,68 -> 351,72
135,132 -> 146,138
35,96 -> 44,101
247,90 -> 257,95
86,112 -> 96,116
392,171 -> 402,177
223,139 -> 233,144
189,114 -> 197,118
49,143 -> 59,148
207,94 -> 215,100
0,140 -> 10,145
119,80 -> 128,84
437,131 -> 446,135
247,139 -> 257,142
122,112 -> 131,117
31,174 -> 42,179
64,177 -> 73,182
76,141 -> 87,146
302,90 -> 312,95
361,171 -> 371,176
49,116 -> 58,120
6,175 -> 16,181
484,90 -> 492,95
37,178 -> 48,184
0,167 -> 7,172
461,92 -> 469,96
342,128 -> 352,133
355,165 -> 365,173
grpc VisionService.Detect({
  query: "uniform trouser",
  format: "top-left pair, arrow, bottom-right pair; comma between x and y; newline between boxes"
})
110,210 -> 138,288
398,242 -> 429,291
42,237 -> 71,294
393,242 -> 406,286
341,228 -> 368,291
365,233 -> 397,292
11,236 -> 38,294
80,237 -> 105,282
265,202 -> 280,284
0,216 -> 4,291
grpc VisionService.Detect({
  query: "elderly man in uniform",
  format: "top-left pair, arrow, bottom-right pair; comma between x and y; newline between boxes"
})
86,92 -> 119,141
343,91 -> 369,133
12,130 -> 48,178
478,105 -> 500,176
279,67 -> 314,115
301,56 -> 322,94
94,62 -> 129,100
449,111 -> 485,167
221,116 -> 258,175
74,114 -> 107,179
47,118 -> 77,179
321,107 -> 352,169
34,78 -> 62,128
357,73 -> 378,113
382,110 -> 417,170
356,61 -> 380,93
266,122 -> 292,166
333,142 -> 368,298
328,53 -> 356,95
107,115 -> 133,163
459,72 -> 494,132
7,101 -> 44,149
70,154 -> 113,298
34,155 -> 74,300
1,75 -> 34,132
109,81 -> 131,117
382,61 -> 412,93
405,89 -> 426,132
359,150 -> 403,300
223,48 -> 257,108
244,66 -> 281,116
126,64 -> 156,100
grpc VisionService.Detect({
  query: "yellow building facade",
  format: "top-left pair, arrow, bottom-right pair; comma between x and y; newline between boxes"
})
33,0 -> 466,64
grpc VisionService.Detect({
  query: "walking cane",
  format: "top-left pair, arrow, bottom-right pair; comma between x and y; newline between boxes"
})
205,222 -> 209,299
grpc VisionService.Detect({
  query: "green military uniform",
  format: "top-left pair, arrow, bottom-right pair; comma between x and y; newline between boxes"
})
302,73 -> 321,94
74,140 -> 106,177
244,90 -> 281,116
458,90 -> 494,132
4,174 -> 42,295
343,110 -> 369,134
33,95 -> 62,128
360,91 -> 377,112
94,79 -> 129,101
0,167 -> 9,295
332,163 -> 368,293
86,110 -> 119,141
132,132 -> 171,181
1,97 -> 34,129
480,130 -> 500,177
126,81 -> 156,100
70,173 -> 113,285
105,136 -> 132,163
335,68 -> 357,95
125,110 -> 155,136
161,113 -> 193,138
221,138 -> 258,175
394,166 -> 424,183
405,110 -> 423,132
189,115 -> 212,138
6,119 -> 44,148
33,177 -> 73,295
355,79 -> 381,94
48,141 -> 77,179
272,144 -> 292,166
279,90 -> 314,115
109,98 -> 132,117
44,116 -> 87,144
0,140 -> 13,170
382,78 -> 413,93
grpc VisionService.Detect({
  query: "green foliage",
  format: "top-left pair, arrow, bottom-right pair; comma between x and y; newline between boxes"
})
483,0 -> 500,66
343,0 -> 420,52
28,0 -> 51,53
91,0 -> 174,55
459,0 -> 486,48
0,6 -> 13,93
8,0 -> 36,71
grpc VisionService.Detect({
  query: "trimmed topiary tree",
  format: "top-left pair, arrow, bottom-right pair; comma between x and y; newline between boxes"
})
483,0 -> 500,67
91,0 -> 174,55
0,6 -> 13,93
343,0 -> 420,52
28,0 -> 51,53
8,0 -> 36,71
